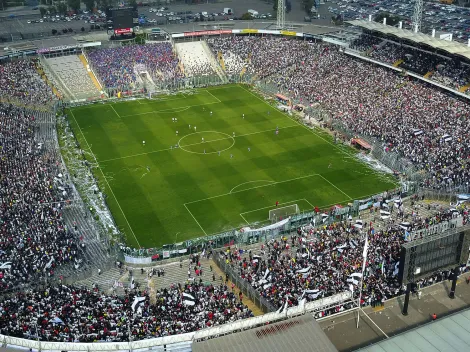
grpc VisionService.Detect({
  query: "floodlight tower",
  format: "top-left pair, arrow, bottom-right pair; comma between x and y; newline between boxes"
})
411,0 -> 423,33
277,0 -> 286,29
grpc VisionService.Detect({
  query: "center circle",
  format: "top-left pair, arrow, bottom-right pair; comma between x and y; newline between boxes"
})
178,131 -> 235,154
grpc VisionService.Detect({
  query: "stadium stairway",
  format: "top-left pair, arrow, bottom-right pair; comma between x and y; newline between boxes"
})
78,54 -> 103,93
209,258 -> 264,316
217,51 -> 226,71
201,41 -> 228,83
36,66 -> 62,99
459,82 -> 470,92
393,59 -> 404,67
424,71 -> 434,79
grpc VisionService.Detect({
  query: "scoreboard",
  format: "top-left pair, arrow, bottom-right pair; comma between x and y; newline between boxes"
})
398,226 -> 470,285
108,6 -> 138,35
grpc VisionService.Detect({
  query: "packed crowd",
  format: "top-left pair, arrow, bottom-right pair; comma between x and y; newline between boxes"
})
0,60 -> 55,106
259,44 -> 470,188
207,37 -> 311,78
0,282 -> 252,342
87,43 -> 182,90
0,61 -> 81,291
350,34 -> 382,52
222,203 -> 469,309
353,35 -> 470,90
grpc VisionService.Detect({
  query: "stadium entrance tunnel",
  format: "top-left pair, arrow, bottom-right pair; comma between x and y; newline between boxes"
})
178,131 -> 235,154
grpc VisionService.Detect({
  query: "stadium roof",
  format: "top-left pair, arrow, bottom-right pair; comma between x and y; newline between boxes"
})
357,308 -> 470,352
347,20 -> 470,60
192,314 -> 337,352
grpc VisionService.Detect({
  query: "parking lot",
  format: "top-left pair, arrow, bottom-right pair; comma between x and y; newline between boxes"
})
0,0 -> 335,41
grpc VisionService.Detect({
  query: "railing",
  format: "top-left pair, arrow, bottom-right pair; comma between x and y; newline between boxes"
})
213,252 -> 277,313
0,291 -> 352,351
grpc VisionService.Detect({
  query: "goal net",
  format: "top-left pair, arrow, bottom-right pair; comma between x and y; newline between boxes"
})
269,204 -> 300,222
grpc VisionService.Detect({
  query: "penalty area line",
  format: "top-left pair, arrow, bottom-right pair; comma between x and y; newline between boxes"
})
184,203 -> 208,236
239,213 -> 250,225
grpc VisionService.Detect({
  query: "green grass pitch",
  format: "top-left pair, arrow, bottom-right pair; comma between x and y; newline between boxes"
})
67,85 -> 397,248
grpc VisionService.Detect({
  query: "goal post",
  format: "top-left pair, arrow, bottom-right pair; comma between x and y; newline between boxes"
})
269,204 -> 300,222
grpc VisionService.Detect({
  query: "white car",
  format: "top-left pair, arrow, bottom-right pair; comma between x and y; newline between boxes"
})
27,20 -> 31,24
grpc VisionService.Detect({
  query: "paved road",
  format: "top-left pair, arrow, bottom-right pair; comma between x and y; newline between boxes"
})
0,0 -> 335,40
319,272 -> 470,351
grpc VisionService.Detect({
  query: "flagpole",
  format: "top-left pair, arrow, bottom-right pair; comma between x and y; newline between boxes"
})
356,231 -> 369,329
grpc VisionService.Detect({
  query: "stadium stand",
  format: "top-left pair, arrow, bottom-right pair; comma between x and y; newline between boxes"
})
2,36 -> 470,349
175,41 -> 220,78
45,55 -> 102,100
86,43 -> 182,93
222,200 -> 469,310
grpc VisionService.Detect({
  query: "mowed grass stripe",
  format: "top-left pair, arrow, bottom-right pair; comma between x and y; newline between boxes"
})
68,85 -> 397,247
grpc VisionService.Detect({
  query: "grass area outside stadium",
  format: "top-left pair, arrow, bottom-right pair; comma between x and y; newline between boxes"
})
66,84 -> 397,249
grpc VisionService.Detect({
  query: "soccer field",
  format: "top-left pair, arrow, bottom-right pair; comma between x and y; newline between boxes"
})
67,85 -> 396,248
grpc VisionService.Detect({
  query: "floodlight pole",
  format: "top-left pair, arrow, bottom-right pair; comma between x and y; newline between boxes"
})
276,0 -> 285,30
411,0 -> 423,33
356,231 -> 368,329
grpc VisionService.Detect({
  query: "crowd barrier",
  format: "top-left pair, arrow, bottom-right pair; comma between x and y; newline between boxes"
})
0,291 -> 352,352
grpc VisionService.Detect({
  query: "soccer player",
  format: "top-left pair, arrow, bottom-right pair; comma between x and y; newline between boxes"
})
248,147 -> 250,152
230,154 -> 233,159
194,126 -> 197,132
210,111 -> 213,115
176,131 -> 178,135
218,151 -> 221,156
204,149 -> 206,154
232,132 -> 235,137
142,140 -> 146,145
202,137 -> 204,143
328,163 -> 332,168
146,166 -> 150,172
189,124 -> 191,129
242,113 -> 245,119
276,201 -> 279,207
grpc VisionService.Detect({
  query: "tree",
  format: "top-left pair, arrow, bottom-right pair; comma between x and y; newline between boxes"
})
374,12 -> 400,26
56,2 -> 67,14
286,0 -> 291,13
67,0 -> 80,11
81,26 -> 85,32
52,29 -> 57,35
39,7 -> 47,17
83,0 -> 95,11
129,0 -> 137,9
240,12 -> 253,20
302,0 -> 314,14
48,5 -> 56,14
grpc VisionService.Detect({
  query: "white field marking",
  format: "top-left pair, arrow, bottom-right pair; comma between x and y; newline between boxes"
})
239,213 -> 250,224
205,89 -> 222,103
230,180 -> 275,194
99,125 -> 298,163
178,131 -> 235,155
317,174 -> 352,199
238,84 -> 357,159
69,110 -> 141,248
110,104 -> 121,118
185,173 -> 320,205
240,199 -> 311,216
158,106 -> 190,114
303,198 -> 315,208
184,203 -> 208,236
120,101 -> 221,118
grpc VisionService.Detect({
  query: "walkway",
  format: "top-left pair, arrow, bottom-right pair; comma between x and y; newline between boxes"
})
319,272 -> 470,351
78,54 -> 103,92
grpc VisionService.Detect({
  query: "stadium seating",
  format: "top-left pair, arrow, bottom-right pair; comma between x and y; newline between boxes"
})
175,41 -> 219,77
45,55 -> 102,100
